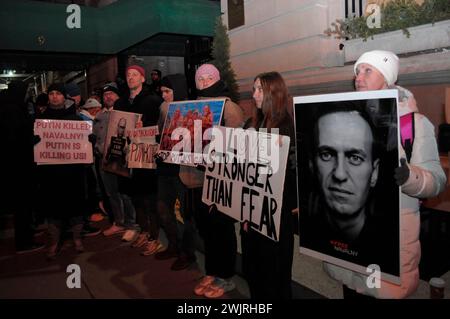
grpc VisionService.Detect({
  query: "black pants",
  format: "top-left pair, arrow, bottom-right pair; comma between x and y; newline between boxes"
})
241,211 -> 294,299
134,192 -> 158,239
8,170 -> 36,250
190,187 -> 237,279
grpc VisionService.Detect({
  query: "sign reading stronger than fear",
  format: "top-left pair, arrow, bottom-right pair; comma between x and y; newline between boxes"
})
202,126 -> 290,242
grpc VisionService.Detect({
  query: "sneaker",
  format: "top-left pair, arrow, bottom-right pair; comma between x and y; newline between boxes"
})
194,276 -> 215,296
204,278 -> 236,298
103,224 -> 126,236
141,240 -> 163,256
16,243 -> 45,255
171,254 -> 196,271
122,229 -> 139,242
90,213 -> 105,222
131,233 -> 148,248
82,225 -> 102,237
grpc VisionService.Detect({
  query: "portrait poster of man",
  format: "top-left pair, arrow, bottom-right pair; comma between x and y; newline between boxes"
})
34,119 -> 93,165
295,90 -> 401,284
201,126 -> 290,241
158,99 -> 225,166
127,126 -> 159,169
102,110 -> 141,177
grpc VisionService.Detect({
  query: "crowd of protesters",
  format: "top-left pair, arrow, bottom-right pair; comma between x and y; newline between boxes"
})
1,50 -> 446,300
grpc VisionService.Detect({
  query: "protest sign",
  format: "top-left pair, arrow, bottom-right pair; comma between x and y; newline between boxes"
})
295,90 -> 400,284
102,110 -> 141,177
127,126 -> 159,169
158,99 -> 225,166
34,119 -> 93,165
202,126 -> 290,241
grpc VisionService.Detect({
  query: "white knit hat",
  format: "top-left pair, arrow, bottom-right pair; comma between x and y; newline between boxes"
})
81,98 -> 101,109
354,50 -> 399,86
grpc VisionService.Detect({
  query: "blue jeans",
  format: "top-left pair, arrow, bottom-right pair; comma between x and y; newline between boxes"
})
157,175 -> 194,255
100,170 -> 137,229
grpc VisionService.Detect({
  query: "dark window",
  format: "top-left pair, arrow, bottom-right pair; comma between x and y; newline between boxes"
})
228,0 -> 245,30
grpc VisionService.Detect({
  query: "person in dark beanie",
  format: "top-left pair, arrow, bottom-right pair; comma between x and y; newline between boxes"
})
149,69 -> 162,96
148,74 -> 196,270
65,82 -> 82,111
35,82 -> 89,259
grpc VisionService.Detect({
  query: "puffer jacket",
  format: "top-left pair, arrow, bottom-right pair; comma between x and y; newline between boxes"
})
323,86 -> 447,298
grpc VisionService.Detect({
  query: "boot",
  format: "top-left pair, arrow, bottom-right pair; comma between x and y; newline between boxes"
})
72,223 -> 84,253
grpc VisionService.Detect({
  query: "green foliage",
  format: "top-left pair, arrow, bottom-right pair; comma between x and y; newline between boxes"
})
211,17 -> 240,102
324,0 -> 450,41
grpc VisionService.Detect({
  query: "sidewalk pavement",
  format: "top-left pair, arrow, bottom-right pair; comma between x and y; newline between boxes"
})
0,218 -> 249,299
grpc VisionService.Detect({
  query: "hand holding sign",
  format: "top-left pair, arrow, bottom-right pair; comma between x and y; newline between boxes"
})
88,133 -> 97,145
33,135 -> 41,145
395,158 -> 410,186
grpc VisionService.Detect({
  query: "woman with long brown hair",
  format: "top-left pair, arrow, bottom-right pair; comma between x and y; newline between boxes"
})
241,71 -> 297,299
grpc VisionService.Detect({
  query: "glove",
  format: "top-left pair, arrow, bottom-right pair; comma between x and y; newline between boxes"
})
154,153 -> 164,165
33,135 -> 41,145
88,133 -> 97,145
395,158 -> 410,186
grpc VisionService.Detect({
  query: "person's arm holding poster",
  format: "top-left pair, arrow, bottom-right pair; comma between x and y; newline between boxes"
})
396,112 -> 446,197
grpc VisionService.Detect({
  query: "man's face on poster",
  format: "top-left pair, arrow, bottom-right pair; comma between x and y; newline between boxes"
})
314,111 -> 379,217
117,118 -> 126,137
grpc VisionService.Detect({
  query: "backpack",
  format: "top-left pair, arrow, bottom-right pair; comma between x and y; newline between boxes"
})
400,112 -> 415,162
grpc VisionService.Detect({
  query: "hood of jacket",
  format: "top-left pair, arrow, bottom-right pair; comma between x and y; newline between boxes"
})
394,85 -> 419,116
161,74 -> 188,101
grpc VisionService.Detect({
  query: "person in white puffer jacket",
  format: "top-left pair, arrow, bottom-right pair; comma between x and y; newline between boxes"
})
323,50 -> 447,299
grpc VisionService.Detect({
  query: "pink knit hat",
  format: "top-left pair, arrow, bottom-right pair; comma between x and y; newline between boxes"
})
127,65 -> 146,78
195,64 -> 220,86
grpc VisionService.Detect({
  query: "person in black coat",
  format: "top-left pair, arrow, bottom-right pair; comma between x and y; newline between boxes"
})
114,65 -> 163,245
36,83 -> 87,258
1,81 -> 45,253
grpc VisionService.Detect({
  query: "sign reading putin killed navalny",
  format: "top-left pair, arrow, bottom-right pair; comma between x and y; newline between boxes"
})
295,90 -> 400,284
34,119 -> 93,165
202,126 -> 290,242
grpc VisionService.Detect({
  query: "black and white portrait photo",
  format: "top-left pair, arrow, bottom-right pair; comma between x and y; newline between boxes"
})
295,90 -> 401,283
